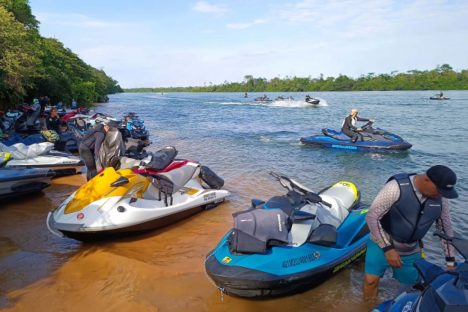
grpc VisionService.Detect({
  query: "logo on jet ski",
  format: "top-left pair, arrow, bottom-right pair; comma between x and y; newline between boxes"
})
222,256 -> 232,264
203,193 -> 216,202
332,248 -> 366,273
282,252 -> 320,268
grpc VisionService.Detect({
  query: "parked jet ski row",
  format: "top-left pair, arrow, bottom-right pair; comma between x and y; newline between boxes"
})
1,103 -> 150,148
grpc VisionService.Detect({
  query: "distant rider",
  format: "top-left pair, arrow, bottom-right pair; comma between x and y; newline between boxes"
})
341,108 -> 373,143
363,165 -> 458,300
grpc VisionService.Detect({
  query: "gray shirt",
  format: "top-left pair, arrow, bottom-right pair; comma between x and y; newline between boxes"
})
366,175 -> 455,260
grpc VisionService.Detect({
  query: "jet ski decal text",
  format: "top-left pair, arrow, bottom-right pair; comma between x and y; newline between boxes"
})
282,252 -> 320,268
203,193 -> 216,201
332,248 -> 366,273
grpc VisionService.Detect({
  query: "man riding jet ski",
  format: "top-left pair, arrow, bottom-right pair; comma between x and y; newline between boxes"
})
46,146 -> 230,241
373,232 -> 468,312
205,172 -> 369,298
301,120 -> 412,151
0,152 -> 55,198
305,95 -> 320,105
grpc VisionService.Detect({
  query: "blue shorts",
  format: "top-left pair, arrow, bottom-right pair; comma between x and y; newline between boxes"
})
365,240 -> 422,285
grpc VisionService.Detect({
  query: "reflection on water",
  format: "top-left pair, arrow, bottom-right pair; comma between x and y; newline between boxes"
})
1,91 -> 467,311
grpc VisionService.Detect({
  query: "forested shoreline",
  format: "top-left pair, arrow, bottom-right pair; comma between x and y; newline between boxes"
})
125,64 -> 468,93
0,0 -> 122,110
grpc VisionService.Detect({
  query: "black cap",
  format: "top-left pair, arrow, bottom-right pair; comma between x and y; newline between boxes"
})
426,165 -> 458,199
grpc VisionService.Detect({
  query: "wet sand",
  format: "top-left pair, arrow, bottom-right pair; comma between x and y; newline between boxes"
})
0,172 -> 385,311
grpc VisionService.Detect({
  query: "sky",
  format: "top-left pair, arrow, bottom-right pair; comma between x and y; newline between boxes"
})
29,0 -> 468,88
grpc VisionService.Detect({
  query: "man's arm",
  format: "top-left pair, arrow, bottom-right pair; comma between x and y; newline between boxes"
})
356,116 -> 370,122
366,180 -> 400,251
435,198 -> 456,266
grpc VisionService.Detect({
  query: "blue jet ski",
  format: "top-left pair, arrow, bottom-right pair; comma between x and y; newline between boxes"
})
374,232 -> 468,312
205,172 -> 369,298
301,121 -> 412,151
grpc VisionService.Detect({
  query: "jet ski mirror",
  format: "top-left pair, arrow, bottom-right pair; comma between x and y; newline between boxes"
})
251,199 -> 265,209
111,176 -> 129,187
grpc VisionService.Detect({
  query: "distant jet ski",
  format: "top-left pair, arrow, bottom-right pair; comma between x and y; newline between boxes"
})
300,122 -> 412,151
305,95 -> 320,105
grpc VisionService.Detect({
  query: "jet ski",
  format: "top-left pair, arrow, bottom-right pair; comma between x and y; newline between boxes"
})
0,152 -> 55,198
205,172 -> 369,298
46,146 -> 230,241
305,96 -> 320,105
430,96 -> 450,100
300,121 -> 412,151
255,96 -> 272,103
1,142 -> 83,176
373,232 -> 468,312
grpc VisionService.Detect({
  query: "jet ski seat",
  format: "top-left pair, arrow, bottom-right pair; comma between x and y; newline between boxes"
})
150,163 -> 200,206
289,190 -> 352,247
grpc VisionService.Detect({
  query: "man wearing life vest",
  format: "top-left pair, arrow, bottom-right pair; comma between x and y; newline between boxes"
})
363,165 -> 458,300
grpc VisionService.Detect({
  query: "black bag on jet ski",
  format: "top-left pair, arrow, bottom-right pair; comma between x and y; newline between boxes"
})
228,208 -> 289,254
199,165 -> 224,190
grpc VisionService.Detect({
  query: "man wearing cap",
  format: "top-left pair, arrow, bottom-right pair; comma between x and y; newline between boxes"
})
341,108 -> 373,143
363,165 -> 458,300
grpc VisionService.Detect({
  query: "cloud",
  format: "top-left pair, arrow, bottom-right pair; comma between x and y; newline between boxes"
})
226,18 -> 269,30
192,1 -> 227,14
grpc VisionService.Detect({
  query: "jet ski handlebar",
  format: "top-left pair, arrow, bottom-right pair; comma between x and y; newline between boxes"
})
269,172 -> 332,208
433,231 -> 468,262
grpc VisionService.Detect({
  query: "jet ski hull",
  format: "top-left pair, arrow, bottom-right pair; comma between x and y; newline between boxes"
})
0,168 -> 54,198
206,235 -> 367,298
301,136 -> 412,151
429,97 -> 450,100
5,151 -> 84,176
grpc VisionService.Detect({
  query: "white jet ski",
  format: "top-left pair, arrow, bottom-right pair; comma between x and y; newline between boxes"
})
0,151 -> 54,198
46,147 -> 230,241
1,142 -> 83,176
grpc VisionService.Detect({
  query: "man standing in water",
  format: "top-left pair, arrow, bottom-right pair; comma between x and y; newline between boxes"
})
363,165 -> 458,300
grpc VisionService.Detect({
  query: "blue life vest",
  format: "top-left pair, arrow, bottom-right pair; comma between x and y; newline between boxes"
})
381,173 -> 442,244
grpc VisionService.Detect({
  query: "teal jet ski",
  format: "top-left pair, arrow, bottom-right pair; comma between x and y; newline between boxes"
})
205,172 -> 369,298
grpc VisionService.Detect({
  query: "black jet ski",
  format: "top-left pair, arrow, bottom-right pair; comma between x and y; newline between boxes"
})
373,232 -> 468,312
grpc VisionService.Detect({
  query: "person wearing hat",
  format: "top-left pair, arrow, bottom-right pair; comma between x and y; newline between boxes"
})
341,108 -> 373,143
79,122 -> 110,180
363,165 -> 458,300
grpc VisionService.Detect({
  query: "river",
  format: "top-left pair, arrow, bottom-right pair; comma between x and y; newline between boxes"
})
1,91 -> 467,311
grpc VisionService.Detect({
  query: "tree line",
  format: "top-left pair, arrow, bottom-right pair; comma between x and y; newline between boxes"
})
0,0 -> 122,110
126,64 -> 468,93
